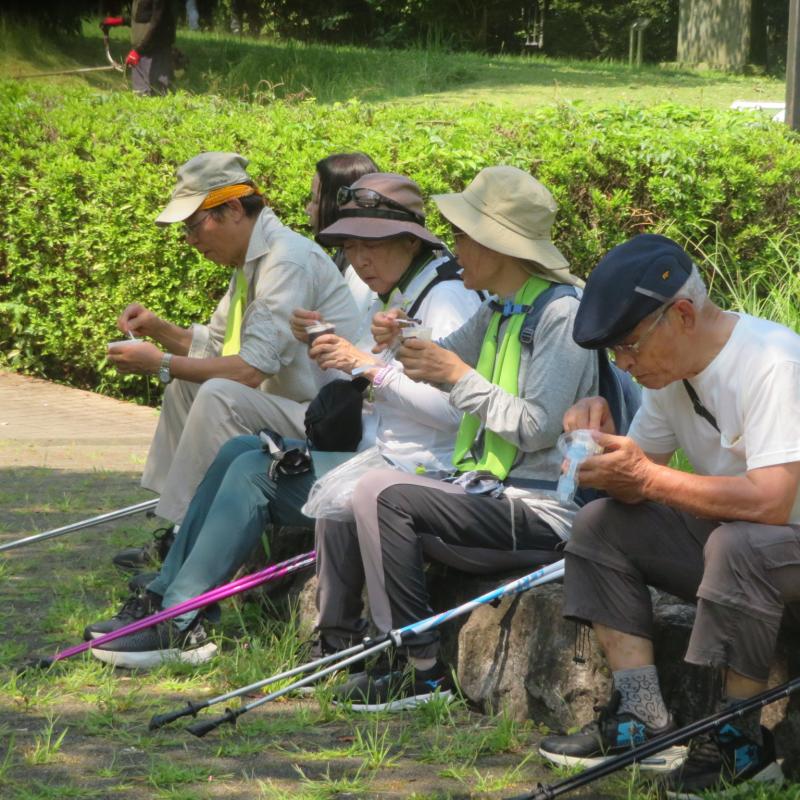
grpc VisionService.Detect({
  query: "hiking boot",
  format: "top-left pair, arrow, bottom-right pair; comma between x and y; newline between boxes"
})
539,691 -> 687,772
112,526 -> 176,574
659,725 -> 782,799
82,590 -> 162,641
128,572 -> 160,593
90,617 -> 217,670
333,660 -> 453,712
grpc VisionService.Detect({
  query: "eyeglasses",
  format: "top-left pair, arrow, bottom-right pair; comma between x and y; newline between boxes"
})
610,301 -> 676,356
183,211 -> 211,236
336,186 -> 423,223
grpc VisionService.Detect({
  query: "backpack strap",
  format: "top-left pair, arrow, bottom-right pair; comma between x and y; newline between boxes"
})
407,257 -> 484,318
519,284 -> 579,344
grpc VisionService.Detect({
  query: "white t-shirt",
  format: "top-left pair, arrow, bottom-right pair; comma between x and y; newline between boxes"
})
628,313 -> 800,523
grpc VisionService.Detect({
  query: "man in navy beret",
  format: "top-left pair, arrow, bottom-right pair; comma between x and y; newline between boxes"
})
538,234 -> 800,796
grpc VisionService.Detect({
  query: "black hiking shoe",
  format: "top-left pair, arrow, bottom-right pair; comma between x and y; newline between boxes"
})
333,660 -> 453,712
83,590 -> 162,641
90,617 -> 217,670
112,526 -> 175,574
658,725 -> 782,798
539,691 -> 687,773
128,572 -> 160,593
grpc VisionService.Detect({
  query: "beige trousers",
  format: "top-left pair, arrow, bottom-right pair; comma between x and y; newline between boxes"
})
141,377 -> 307,523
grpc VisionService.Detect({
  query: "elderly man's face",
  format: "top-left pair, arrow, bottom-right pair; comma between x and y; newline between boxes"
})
610,300 -> 694,389
183,204 -> 248,267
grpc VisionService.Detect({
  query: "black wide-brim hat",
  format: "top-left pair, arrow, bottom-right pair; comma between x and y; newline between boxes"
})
573,233 -> 694,349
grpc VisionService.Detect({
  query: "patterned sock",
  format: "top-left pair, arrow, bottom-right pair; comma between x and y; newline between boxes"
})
613,665 -> 671,729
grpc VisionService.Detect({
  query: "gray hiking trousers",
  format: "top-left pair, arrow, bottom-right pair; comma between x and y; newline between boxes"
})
316,469 -> 562,658
563,498 -> 800,682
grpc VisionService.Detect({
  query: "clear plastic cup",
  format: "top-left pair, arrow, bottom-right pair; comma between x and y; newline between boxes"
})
108,338 -> 144,350
306,322 -> 336,345
556,429 -> 604,506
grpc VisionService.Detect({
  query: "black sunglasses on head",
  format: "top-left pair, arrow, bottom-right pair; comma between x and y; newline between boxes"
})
336,186 -> 424,224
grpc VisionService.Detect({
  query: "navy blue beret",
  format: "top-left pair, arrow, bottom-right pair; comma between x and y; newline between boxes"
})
573,233 -> 693,349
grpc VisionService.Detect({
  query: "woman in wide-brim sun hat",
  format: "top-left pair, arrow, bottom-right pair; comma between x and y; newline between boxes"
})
323,165 -> 601,713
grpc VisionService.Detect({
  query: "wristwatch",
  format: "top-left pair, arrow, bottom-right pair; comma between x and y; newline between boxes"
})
159,353 -> 173,384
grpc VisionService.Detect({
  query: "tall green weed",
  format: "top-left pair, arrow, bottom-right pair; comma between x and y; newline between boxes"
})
1,81 -> 799,401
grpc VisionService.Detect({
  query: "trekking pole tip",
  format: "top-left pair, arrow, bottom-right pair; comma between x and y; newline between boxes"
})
185,707 -> 238,738
149,703 -> 200,731
18,657 -> 55,674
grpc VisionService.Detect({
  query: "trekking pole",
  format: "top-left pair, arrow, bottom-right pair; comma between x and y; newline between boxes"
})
0,498 -> 159,554
183,559 -> 565,738
149,640 -> 367,730
505,674 -> 800,800
26,551 -> 316,670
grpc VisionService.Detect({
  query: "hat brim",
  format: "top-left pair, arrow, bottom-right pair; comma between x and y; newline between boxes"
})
155,193 -> 207,226
433,192 -> 577,280
316,217 -> 441,248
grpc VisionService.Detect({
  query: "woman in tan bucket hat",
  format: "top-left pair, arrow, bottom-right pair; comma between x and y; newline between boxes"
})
323,166 -> 600,712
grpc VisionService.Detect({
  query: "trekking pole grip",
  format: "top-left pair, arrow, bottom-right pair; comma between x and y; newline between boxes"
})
185,707 -> 239,738
149,701 -> 203,731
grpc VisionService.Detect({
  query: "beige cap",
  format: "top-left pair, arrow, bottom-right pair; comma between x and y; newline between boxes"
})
155,152 -> 253,226
432,166 -> 583,287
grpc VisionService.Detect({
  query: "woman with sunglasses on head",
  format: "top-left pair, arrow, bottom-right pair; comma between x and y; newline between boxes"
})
319,166 -> 601,713
85,169 -> 482,670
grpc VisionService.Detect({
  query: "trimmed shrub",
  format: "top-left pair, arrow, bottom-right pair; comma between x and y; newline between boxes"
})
1,81 -> 799,402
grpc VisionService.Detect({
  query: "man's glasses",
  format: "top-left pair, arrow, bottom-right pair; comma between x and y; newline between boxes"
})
610,301 -> 676,357
336,186 -> 423,223
183,211 -> 211,237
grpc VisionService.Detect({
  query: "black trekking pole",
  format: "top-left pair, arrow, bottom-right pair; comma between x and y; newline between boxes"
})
505,675 -> 800,800
0,498 -> 159,553
177,560 -> 565,737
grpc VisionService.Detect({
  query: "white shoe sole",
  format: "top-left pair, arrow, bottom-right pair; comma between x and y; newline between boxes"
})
90,641 -> 218,670
665,760 -> 784,799
539,743 -> 688,773
347,688 -> 454,713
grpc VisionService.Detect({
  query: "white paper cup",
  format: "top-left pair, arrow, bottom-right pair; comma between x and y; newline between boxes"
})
306,322 -> 336,345
401,325 -> 432,341
108,338 -> 144,350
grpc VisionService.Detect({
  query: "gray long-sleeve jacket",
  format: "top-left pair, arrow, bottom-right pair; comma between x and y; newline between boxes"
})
439,292 -> 599,539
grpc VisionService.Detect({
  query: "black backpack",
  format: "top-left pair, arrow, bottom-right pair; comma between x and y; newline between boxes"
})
518,283 -> 641,435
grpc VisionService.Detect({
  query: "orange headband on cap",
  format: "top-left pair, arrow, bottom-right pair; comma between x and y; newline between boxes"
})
200,183 -> 260,210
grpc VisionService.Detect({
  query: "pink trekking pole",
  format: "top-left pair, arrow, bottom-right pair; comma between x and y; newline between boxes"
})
26,551 -> 316,669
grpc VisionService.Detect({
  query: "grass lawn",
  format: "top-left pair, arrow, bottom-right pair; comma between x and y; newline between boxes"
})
0,20 -> 786,110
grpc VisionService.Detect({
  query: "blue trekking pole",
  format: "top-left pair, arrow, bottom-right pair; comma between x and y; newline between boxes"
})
179,559 -> 565,737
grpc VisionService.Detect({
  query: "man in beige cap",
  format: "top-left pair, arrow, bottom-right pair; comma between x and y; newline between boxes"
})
107,151 -> 359,565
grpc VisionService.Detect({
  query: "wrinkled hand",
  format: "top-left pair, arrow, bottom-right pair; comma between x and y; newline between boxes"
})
371,308 -> 407,354
309,334 -> 378,375
397,338 -> 470,385
290,308 -> 322,344
563,396 -> 617,435
118,303 -> 160,338
576,432 -> 652,504
107,341 -> 163,375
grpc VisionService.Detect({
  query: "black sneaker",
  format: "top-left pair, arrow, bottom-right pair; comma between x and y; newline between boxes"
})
127,572 -> 160,593
659,725 -> 782,799
82,590 -> 162,641
90,617 -> 217,669
334,660 -> 454,712
112,526 -> 176,574
539,691 -> 687,772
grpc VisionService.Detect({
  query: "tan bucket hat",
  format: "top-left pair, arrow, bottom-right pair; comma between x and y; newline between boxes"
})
432,166 -> 583,287
155,152 -> 254,226
316,172 -> 441,248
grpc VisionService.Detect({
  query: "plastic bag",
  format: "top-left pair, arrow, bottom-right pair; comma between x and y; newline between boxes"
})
556,430 -> 603,506
301,446 -> 394,521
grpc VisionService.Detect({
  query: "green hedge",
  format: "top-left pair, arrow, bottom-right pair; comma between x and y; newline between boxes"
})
1,81 -> 799,402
